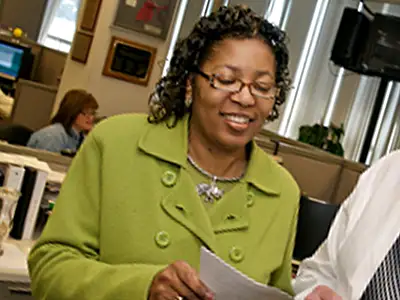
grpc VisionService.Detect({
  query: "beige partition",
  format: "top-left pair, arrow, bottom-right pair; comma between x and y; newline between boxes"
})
333,160 -> 367,204
0,142 -> 71,172
32,47 -> 67,86
11,80 -> 58,131
279,145 -> 343,203
255,133 -> 367,204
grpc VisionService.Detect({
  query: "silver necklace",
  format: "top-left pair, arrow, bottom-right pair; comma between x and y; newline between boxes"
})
187,155 -> 244,203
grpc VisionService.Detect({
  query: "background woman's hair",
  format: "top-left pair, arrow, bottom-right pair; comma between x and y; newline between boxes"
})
51,89 -> 98,133
148,5 -> 290,125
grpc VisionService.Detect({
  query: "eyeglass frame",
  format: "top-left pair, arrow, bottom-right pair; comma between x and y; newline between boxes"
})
80,109 -> 97,117
192,68 -> 280,100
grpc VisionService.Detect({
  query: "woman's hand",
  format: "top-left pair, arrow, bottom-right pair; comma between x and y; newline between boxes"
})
149,261 -> 214,300
305,285 -> 342,300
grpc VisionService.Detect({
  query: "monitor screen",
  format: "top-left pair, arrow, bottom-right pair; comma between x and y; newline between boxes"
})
0,43 -> 24,80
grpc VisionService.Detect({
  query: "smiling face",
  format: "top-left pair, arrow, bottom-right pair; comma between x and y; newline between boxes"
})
189,38 -> 277,151
74,108 -> 97,132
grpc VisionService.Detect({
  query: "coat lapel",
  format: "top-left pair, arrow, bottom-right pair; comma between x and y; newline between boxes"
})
139,116 -> 219,251
160,170 -> 217,252
208,184 -> 249,234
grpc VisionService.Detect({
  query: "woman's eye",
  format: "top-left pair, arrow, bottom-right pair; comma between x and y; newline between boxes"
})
254,83 -> 273,92
215,75 -> 236,85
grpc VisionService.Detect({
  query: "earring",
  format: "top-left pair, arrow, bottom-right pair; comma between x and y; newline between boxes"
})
267,111 -> 275,121
185,97 -> 192,108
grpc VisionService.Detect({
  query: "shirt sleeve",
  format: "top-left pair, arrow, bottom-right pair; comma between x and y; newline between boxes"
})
292,152 -> 397,299
28,132 -> 166,300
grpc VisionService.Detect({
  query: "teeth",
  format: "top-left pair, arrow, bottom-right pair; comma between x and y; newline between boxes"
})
224,114 -> 250,124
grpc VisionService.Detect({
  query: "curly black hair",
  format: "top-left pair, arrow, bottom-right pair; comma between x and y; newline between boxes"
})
148,5 -> 290,124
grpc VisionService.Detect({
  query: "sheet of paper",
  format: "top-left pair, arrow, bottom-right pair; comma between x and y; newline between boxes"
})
200,247 -> 293,300
0,242 -> 30,282
47,170 -> 65,184
125,0 -> 137,7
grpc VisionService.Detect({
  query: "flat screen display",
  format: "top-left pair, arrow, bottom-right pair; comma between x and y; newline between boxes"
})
0,43 -> 24,80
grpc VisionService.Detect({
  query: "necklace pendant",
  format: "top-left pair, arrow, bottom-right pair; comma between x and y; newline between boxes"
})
196,183 -> 224,203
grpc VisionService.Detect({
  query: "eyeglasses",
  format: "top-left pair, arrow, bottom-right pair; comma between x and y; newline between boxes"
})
194,69 -> 279,100
81,110 -> 97,117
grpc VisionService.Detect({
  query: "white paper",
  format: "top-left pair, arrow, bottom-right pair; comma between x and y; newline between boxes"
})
47,170 -> 65,184
200,247 -> 293,300
0,242 -> 29,282
125,0 -> 137,7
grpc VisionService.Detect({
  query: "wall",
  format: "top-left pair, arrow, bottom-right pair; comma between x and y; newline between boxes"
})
0,0 -> 48,41
56,0 -> 180,117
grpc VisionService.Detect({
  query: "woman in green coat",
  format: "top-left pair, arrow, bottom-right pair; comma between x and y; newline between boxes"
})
28,5 -> 299,300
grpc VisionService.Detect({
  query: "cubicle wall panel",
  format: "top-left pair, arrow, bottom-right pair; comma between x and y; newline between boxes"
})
279,152 -> 342,203
333,166 -> 366,204
12,80 -> 58,131
32,48 -> 67,86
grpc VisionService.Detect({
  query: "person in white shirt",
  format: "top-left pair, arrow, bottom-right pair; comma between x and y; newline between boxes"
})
293,150 -> 400,300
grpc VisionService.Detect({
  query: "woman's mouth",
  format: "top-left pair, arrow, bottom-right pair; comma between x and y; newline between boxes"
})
220,113 -> 255,131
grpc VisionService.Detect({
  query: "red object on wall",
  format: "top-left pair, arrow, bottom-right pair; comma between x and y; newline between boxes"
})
136,0 -> 168,23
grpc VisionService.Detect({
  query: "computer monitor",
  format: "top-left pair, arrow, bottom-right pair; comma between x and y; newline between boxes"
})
0,42 -> 25,81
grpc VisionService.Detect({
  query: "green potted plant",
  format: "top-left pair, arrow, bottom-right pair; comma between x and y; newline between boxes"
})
298,123 -> 345,157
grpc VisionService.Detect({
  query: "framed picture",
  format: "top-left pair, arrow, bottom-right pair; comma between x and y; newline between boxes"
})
102,36 -> 157,86
71,31 -> 94,64
80,0 -> 103,32
113,0 -> 179,40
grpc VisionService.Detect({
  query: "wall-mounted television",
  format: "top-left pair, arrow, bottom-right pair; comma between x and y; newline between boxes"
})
361,13 -> 400,79
331,8 -> 400,81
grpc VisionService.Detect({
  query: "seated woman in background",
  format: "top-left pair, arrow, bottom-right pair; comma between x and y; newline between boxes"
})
28,5 -> 299,300
27,89 -> 99,153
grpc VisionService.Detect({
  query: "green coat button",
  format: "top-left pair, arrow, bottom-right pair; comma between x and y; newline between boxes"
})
155,231 -> 170,248
246,192 -> 255,207
229,246 -> 244,263
161,171 -> 177,187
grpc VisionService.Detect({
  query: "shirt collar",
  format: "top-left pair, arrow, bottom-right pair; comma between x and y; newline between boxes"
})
138,114 -> 281,195
68,127 -> 82,141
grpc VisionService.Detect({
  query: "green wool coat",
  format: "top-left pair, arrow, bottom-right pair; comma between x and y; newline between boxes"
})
28,113 -> 300,300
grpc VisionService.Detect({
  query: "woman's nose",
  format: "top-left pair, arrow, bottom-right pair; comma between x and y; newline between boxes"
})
230,84 -> 256,107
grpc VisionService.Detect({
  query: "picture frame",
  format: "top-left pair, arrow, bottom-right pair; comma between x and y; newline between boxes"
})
113,0 -> 179,40
102,36 -> 157,86
80,0 -> 103,32
70,31 -> 94,64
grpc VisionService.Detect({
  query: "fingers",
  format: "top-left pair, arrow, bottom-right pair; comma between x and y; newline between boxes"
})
149,266 -> 182,300
171,277 -> 201,300
173,261 -> 213,300
305,285 -> 343,300
305,293 -> 322,300
149,261 -> 214,300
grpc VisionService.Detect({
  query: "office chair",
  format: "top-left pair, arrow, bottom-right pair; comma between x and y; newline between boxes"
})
0,123 -> 33,146
293,195 -> 340,261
